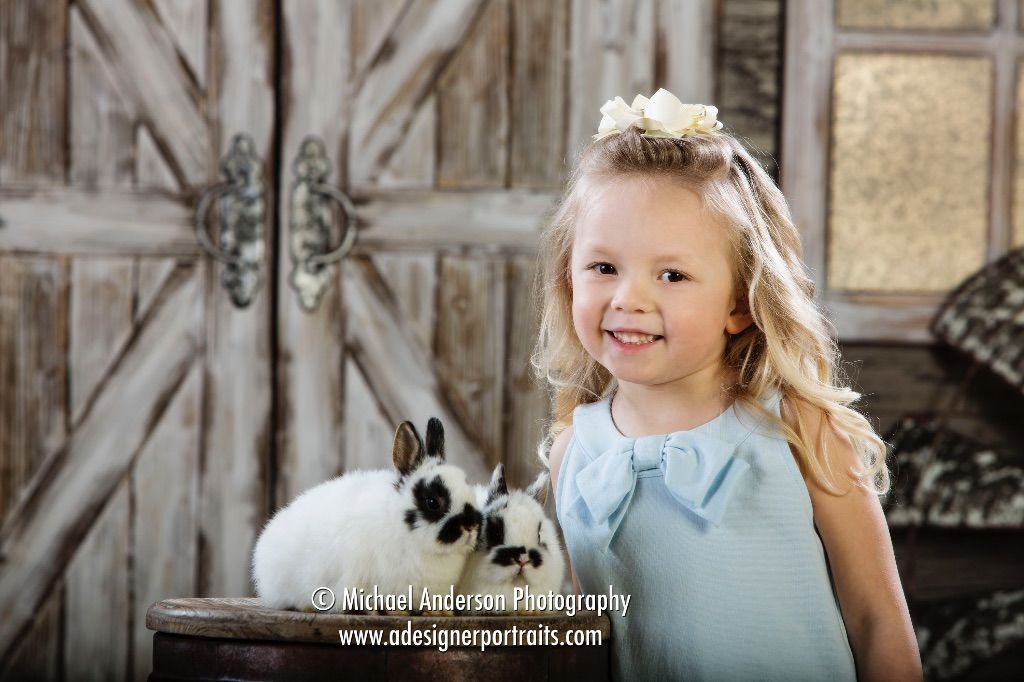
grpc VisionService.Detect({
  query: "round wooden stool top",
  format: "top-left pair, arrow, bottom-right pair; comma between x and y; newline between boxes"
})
146,598 -> 612,681
146,597 -> 612,641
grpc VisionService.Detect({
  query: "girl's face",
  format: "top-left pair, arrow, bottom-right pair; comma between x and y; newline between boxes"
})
569,177 -> 752,391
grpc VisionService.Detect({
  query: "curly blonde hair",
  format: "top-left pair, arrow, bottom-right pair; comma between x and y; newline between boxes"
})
531,125 -> 890,497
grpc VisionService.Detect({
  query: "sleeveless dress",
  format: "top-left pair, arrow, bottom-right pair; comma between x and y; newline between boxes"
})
555,387 -> 858,681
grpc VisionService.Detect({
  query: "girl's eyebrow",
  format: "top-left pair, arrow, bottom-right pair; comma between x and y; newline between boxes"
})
576,243 -> 614,256
579,244 -> 695,264
656,254 -> 695,265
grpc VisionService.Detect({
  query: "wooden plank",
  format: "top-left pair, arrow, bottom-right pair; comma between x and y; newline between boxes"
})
273,258 -> 345,505
75,0 -> 211,186
0,262 -> 202,660
0,257 -> 68,528
437,0 -> 509,189
657,0 -> 715,103
780,0 -> 831,302
503,256 -> 547,489
825,293 -> 940,343
833,30 -> 1015,53
69,257 -> 135,424
342,355 -> 394,474
567,0 -> 655,160
69,5 -> 136,189
0,186 -> 197,256
197,0 -> 276,599
64,480 -> 130,682
435,255 -> 507,471
152,0 -> 208,88
843,342 -> 1024,447
717,0 -> 783,173
343,257 -> 490,484
0,582 -> 62,681
348,0 -> 488,187
145,597 -> 611,642
371,252 -> 437,351
131,364 -> 201,681
135,258 -> 178,324
377,92 -> 437,189
510,0 -> 569,190
134,55 -> 183,324
136,124 -> 181,192
351,0 -> 409,81
274,0 -> 352,506
353,189 -> 557,249
0,0 -> 67,183
892,529 -> 1024,601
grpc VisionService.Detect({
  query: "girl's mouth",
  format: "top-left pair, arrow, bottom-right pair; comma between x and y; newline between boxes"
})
606,330 -> 663,350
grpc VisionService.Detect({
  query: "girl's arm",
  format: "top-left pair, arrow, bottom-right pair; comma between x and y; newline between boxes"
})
780,398 -> 923,682
548,426 -> 582,596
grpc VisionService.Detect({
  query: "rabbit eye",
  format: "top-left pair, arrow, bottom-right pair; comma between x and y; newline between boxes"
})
426,497 -> 440,511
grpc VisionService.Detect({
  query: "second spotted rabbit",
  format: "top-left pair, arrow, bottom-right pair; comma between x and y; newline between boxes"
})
456,464 -> 566,613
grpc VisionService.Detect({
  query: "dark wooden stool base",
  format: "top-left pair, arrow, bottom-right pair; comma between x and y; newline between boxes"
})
147,597 -> 611,681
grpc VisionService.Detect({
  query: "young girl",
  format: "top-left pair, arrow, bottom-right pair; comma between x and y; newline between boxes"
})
534,89 -> 922,681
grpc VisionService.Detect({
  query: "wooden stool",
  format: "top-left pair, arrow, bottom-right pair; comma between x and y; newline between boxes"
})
146,597 -> 611,681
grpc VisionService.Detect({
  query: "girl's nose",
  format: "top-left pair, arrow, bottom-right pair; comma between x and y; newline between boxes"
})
611,277 -> 652,313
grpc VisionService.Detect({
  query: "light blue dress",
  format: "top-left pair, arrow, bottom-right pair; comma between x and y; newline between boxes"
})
555,387 -> 858,681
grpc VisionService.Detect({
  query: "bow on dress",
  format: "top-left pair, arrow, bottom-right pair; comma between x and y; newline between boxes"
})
574,430 -> 750,548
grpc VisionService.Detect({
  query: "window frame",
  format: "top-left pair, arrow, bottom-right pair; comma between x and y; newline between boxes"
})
780,0 -> 1019,342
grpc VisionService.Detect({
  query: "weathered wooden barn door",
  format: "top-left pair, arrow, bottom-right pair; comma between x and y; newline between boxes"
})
273,0 -> 560,500
0,1 -> 274,679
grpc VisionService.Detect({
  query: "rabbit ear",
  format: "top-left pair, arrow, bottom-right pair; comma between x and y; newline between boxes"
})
485,463 -> 508,506
425,417 -> 445,459
525,471 -> 550,507
393,421 -> 425,475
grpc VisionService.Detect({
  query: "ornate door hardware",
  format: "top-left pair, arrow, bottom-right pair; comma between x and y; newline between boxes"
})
287,135 -> 358,312
194,133 -> 267,308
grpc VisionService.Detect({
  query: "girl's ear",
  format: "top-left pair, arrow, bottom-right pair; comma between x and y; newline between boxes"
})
726,290 -> 754,335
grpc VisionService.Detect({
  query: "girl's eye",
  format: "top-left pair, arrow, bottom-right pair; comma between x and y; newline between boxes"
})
590,262 -> 616,275
660,270 -> 688,283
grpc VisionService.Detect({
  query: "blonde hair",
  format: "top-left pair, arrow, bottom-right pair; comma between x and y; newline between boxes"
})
531,125 -> 890,497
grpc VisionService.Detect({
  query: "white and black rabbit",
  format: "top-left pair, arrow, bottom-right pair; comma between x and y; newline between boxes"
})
456,464 -> 566,614
252,417 -> 483,614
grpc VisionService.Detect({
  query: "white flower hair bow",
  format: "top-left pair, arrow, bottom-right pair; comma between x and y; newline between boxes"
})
593,88 -> 723,141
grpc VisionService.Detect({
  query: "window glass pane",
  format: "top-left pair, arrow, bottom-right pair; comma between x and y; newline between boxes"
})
836,0 -> 993,30
828,53 -> 990,292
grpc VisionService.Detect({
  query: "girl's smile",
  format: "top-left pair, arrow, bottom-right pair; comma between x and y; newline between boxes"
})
605,329 -> 663,351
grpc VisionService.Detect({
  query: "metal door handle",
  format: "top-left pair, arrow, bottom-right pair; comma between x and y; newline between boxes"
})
194,133 -> 266,308
287,135 -> 358,312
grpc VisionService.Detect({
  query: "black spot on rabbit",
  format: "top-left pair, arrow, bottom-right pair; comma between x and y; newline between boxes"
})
455,464 -> 567,613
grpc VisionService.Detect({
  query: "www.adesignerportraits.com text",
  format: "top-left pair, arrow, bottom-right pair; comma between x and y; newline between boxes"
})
339,620 -> 603,651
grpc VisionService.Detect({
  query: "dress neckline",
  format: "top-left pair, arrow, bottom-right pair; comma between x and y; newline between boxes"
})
605,390 -> 738,440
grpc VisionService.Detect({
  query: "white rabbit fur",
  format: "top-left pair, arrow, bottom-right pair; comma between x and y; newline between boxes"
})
456,464 -> 566,614
252,418 -> 482,614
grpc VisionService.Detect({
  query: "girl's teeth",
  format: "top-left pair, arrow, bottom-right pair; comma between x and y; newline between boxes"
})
612,331 -> 658,344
